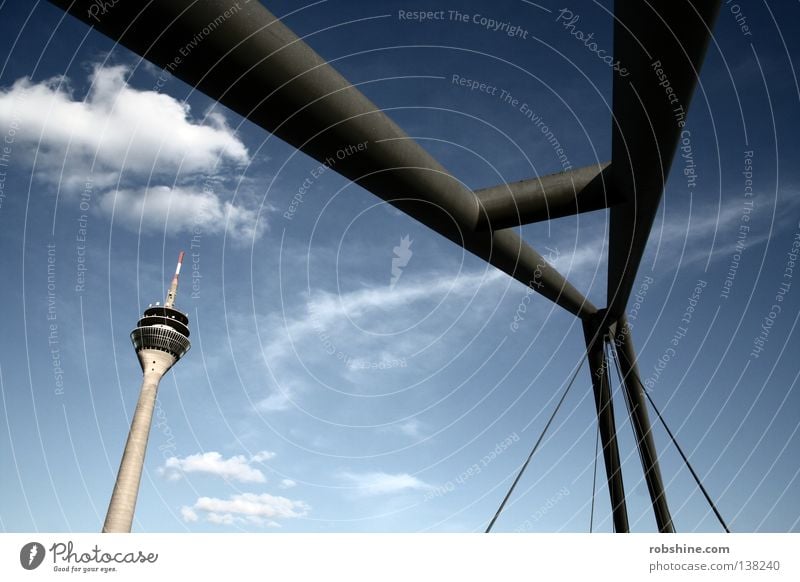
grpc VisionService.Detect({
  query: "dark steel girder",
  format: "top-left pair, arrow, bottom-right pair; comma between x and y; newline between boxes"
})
47,0 -> 596,319
607,0 -> 721,318
583,314 -> 629,533
475,162 -> 615,230
612,316 -> 674,532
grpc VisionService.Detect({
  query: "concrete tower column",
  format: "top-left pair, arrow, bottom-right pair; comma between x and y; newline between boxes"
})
103,350 -> 176,533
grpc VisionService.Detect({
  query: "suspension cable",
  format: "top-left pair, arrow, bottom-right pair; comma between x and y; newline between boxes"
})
485,356 -> 586,533
589,423 -> 600,533
608,338 -> 651,509
608,341 -> 730,533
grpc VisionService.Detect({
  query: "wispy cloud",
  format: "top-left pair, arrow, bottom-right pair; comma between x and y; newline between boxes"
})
647,194 -> 794,269
338,471 -> 432,496
305,269 -> 506,334
395,418 -> 424,438
380,418 -> 425,439
99,185 -> 266,242
265,267 -> 505,362
255,390 -> 295,413
160,450 -> 275,483
253,267 -> 508,409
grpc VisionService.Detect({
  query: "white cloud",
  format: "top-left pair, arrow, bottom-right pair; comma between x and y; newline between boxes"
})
182,492 -> 310,526
160,451 -> 275,483
338,471 -> 432,496
279,479 -> 297,489
98,185 -> 265,242
0,64 -> 269,242
251,451 -> 277,463
206,512 -> 236,525
0,65 -> 248,179
180,506 -> 199,523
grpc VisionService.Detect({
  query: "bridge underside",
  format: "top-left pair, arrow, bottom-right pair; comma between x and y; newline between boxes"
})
47,0 -> 723,532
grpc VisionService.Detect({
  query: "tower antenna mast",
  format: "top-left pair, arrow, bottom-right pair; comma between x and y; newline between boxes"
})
164,250 -> 184,308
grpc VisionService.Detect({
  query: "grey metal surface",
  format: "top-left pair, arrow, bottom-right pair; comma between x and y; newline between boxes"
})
583,315 -> 629,533
475,163 -> 613,229
612,316 -> 674,532
607,0 -> 722,318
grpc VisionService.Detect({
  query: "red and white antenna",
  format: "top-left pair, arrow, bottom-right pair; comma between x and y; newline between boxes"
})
164,250 -> 185,308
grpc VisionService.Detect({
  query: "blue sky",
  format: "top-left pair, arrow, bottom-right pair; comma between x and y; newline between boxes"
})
0,0 -> 799,533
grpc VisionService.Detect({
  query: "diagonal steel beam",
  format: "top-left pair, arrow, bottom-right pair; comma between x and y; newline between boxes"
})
475,162 -> 615,230
607,0 -> 721,318
47,0 -> 596,318
583,313 -> 629,532
611,316 -> 674,532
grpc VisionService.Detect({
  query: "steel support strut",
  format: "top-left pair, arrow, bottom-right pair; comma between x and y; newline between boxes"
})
612,316 -> 674,532
606,0 -> 722,318
583,313 -> 629,532
475,162 -> 614,229
45,0 -> 596,319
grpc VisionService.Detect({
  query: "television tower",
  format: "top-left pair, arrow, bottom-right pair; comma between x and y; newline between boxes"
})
103,252 -> 191,533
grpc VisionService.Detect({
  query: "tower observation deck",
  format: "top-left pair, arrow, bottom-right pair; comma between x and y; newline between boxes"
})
130,304 -> 191,360
103,252 -> 191,533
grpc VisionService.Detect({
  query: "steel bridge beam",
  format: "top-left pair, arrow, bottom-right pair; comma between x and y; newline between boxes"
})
583,313 -> 629,533
612,316 -> 674,532
475,162 -> 615,230
45,0 -> 726,534
47,0 -> 596,319
606,0 -> 721,319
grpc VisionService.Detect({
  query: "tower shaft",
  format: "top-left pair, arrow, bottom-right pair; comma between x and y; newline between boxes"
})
103,350 -> 175,533
103,251 -> 190,533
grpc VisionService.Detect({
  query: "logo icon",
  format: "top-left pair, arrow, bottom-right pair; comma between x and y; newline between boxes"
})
390,235 -> 413,288
20,542 -> 45,570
